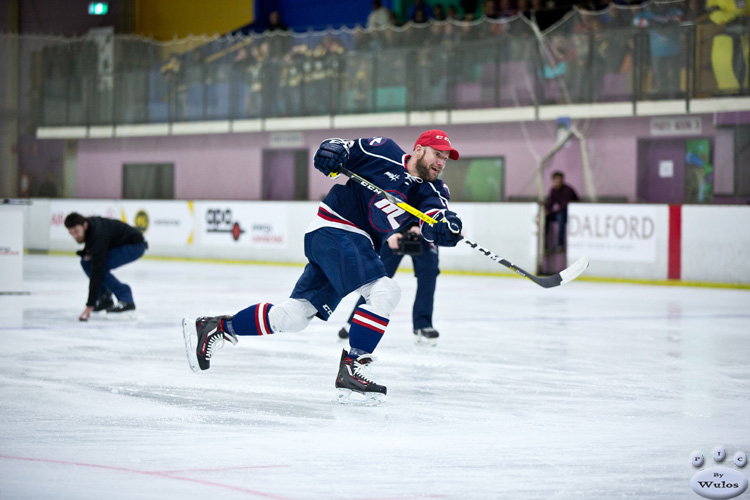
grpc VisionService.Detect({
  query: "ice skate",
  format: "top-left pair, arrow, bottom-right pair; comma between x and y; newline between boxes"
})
413,327 -> 439,346
105,301 -> 136,320
92,293 -> 115,313
182,316 -> 237,373
335,349 -> 386,406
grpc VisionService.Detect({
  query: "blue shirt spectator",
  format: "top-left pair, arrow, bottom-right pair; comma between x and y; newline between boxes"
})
408,0 -> 434,22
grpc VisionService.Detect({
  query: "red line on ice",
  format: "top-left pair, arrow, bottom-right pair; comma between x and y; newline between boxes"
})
0,455 -> 293,500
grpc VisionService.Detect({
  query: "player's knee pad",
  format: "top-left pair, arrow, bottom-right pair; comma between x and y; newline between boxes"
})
268,298 -> 317,333
358,276 -> 401,318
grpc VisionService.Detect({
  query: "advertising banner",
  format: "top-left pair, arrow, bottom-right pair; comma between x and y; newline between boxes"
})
49,200 -> 121,245
195,202 -> 288,248
567,204 -> 659,263
0,206 -> 24,293
120,201 -> 194,246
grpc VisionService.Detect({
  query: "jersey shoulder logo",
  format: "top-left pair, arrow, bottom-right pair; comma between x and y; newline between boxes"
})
441,181 -> 451,198
368,137 -> 386,146
385,172 -> 400,182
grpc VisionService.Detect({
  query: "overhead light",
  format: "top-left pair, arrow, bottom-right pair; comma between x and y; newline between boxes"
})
88,2 -> 109,15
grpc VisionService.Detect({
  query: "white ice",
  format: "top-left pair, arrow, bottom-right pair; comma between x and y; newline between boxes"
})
1,254 -> 749,500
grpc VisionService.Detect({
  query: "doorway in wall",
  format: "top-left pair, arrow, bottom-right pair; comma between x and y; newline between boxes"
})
636,137 -> 713,203
262,150 -> 309,200
122,163 -> 174,199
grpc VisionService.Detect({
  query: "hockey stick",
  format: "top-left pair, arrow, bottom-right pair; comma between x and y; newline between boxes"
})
337,165 -> 589,288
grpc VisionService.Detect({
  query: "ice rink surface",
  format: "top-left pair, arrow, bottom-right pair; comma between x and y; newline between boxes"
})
1,254 -> 748,500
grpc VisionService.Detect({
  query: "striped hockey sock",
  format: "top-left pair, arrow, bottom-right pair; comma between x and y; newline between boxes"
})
226,302 -> 274,336
348,305 -> 389,356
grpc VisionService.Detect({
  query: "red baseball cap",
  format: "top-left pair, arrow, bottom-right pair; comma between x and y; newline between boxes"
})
414,129 -> 459,160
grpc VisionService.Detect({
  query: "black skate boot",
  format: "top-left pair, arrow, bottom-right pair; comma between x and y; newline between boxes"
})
93,293 -> 115,312
413,327 -> 439,346
335,349 -> 386,405
188,316 -> 238,372
106,301 -> 135,313
105,301 -> 136,321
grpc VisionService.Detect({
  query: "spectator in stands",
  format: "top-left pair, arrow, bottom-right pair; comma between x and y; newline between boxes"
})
633,2 -> 684,98
281,43 -> 307,116
161,54 -> 185,115
684,0 -> 706,21
266,10 -> 291,61
349,59 -> 371,113
413,8 -> 430,24
388,10 -> 400,26
305,37 -> 345,115
244,42 -> 267,117
461,0 -> 480,20
485,0 -> 511,36
484,0 -> 501,19
447,5 -> 461,20
434,3 -> 447,21
595,3 -> 633,73
267,11 -> 288,32
367,0 -> 392,29
497,0 -> 517,18
408,0 -> 433,22
261,12 -> 291,118
233,43 -> 258,118
545,171 -> 579,252
705,0 -> 749,91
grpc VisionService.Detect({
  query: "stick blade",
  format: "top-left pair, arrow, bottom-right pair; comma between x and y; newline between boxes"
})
559,255 -> 589,285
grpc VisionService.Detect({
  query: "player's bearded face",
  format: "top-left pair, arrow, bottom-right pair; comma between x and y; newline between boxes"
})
415,147 -> 446,182
68,224 -> 86,243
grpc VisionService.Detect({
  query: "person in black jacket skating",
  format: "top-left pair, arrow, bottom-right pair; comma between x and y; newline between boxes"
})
64,212 -> 147,321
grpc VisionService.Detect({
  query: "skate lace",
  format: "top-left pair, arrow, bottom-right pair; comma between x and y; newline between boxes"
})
205,332 -> 225,359
353,355 -> 377,383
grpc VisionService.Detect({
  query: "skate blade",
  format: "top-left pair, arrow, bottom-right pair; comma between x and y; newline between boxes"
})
414,335 -> 438,347
105,311 -> 136,321
335,388 -> 386,407
181,317 -> 201,373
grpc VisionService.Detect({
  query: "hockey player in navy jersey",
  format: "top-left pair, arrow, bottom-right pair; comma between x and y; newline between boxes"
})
182,129 -> 463,404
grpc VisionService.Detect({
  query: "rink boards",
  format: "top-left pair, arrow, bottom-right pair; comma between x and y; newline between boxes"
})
17,199 -> 750,284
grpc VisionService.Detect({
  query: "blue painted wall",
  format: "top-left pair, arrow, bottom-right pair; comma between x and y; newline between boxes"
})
262,0 -> 396,31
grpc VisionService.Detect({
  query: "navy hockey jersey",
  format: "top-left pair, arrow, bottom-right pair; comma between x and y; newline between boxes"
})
307,137 -> 452,251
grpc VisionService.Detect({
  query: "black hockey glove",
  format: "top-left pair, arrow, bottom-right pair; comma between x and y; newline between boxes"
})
431,211 -> 463,247
314,140 -> 349,177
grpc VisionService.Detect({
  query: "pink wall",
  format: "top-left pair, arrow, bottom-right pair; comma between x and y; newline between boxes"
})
75,114 -> 722,202
77,134 -> 264,200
